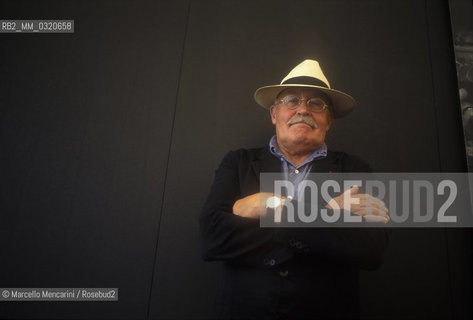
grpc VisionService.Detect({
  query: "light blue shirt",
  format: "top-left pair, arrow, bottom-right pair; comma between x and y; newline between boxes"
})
269,135 -> 327,200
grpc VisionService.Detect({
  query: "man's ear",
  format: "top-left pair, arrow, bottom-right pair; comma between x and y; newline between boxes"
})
270,105 -> 277,125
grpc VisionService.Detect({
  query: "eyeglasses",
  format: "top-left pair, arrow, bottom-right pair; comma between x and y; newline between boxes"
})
276,95 -> 329,112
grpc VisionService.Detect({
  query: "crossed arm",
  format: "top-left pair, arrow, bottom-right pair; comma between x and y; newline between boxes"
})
233,186 -> 390,223
199,150 -> 391,270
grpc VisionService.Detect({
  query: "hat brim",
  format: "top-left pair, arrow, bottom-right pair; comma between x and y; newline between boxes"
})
254,84 -> 355,118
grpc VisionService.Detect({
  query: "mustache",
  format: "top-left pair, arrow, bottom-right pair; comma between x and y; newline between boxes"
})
287,115 -> 318,129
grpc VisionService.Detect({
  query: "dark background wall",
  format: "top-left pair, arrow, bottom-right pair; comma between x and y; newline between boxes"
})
0,0 -> 471,319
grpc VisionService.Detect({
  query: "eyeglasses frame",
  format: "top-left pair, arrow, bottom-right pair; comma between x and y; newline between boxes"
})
275,95 -> 329,113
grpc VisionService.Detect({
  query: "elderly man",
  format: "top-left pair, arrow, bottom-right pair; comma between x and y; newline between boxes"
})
200,59 -> 390,320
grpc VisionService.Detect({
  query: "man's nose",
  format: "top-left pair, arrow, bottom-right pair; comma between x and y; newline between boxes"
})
296,100 -> 310,114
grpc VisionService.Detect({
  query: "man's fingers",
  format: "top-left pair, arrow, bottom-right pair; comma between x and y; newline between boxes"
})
331,190 -> 389,218
356,195 -> 385,207
350,205 -> 389,217
357,202 -> 389,215
364,207 -> 389,217
363,214 -> 390,223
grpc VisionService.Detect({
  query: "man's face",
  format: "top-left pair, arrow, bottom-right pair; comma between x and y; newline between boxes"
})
270,87 -> 333,152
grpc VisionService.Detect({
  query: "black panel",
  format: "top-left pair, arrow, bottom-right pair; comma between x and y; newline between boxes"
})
0,1 -> 188,319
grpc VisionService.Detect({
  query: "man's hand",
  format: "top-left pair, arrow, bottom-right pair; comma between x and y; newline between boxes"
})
326,186 -> 390,223
233,192 -> 276,219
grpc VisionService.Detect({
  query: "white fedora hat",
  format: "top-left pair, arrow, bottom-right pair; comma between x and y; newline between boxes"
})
254,59 -> 355,118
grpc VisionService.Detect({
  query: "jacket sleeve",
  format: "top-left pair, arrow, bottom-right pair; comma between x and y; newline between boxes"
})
199,150 -> 294,268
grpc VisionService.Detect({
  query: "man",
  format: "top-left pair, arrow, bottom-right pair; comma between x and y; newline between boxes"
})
199,59 -> 390,319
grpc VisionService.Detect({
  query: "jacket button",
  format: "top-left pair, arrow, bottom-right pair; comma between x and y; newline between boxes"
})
296,241 -> 304,249
289,239 -> 296,247
263,258 -> 276,266
279,270 -> 289,277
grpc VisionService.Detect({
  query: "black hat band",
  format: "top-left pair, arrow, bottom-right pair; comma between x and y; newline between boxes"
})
282,76 -> 329,88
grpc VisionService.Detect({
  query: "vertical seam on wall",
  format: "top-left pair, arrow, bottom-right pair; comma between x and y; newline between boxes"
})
424,0 -> 443,172
424,1 -> 455,319
146,1 -> 192,318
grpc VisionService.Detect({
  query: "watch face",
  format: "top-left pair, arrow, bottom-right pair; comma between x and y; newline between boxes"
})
266,196 -> 281,209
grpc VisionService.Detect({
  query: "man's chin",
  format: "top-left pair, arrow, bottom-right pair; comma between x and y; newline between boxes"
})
289,135 -> 319,146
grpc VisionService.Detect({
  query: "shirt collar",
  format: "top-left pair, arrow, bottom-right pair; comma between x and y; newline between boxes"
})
268,135 -> 327,167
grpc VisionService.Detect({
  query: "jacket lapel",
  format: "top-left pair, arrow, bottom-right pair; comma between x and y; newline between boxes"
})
310,151 -> 341,173
245,147 -> 281,194
250,147 -> 281,176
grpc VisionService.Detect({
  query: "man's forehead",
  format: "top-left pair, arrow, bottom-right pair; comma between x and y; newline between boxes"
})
277,87 -> 329,100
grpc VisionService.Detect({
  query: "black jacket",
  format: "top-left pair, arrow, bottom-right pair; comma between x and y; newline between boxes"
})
199,147 -> 390,319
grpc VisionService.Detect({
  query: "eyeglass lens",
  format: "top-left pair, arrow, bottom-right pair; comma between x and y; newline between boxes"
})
281,95 -> 326,112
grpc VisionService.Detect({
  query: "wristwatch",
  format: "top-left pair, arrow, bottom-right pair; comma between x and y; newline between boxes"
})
266,196 -> 282,209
